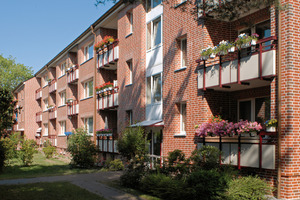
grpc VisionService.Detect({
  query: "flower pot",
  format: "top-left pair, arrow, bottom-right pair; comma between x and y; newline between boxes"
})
107,87 -> 113,91
251,40 -> 257,46
201,56 -> 209,61
210,53 -> 216,59
266,126 -> 276,132
67,99 -> 73,103
241,43 -> 250,49
228,46 -> 235,53
219,51 -> 227,56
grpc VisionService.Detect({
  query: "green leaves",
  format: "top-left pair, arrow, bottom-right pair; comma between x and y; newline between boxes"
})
0,55 -> 33,92
0,88 -> 16,137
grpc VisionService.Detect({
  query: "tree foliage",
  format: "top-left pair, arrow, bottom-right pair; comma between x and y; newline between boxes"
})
0,55 -> 33,92
0,88 -> 16,138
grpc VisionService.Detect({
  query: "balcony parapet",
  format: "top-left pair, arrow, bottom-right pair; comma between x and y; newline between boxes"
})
67,65 -> 79,84
67,100 -> 79,116
35,88 -> 42,100
197,36 -> 277,91
97,41 -> 119,70
49,79 -> 57,93
97,87 -> 119,110
36,111 -> 42,122
49,106 -> 57,120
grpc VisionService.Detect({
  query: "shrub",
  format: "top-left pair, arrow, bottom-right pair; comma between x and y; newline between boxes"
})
226,176 -> 272,200
0,141 -> 5,171
140,173 -> 187,200
0,132 -> 20,164
43,145 -> 56,159
165,149 -> 189,178
120,169 -> 144,189
105,159 -> 124,171
19,139 -> 37,166
188,145 -> 221,170
67,128 -> 97,168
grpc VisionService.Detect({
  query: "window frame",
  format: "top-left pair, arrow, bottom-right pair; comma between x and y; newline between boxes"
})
60,62 -> 66,76
180,102 -> 187,134
146,0 -> 162,12
84,117 -> 93,135
59,121 -> 66,136
84,43 -> 94,62
83,80 -> 93,98
44,99 -> 48,111
147,16 -> 162,51
60,91 -> 66,106
43,123 -> 48,136
129,11 -> 133,33
181,38 -> 187,68
43,75 -> 48,87
147,73 -> 162,105
127,60 -> 133,85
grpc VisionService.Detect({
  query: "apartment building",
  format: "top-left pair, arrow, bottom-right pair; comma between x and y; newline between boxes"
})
12,0 -> 300,198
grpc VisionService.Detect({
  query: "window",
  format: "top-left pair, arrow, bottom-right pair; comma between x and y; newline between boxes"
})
147,17 -> 162,50
84,117 -> 93,135
181,38 -> 187,68
83,80 -> 93,98
60,91 -> 66,106
180,103 -> 187,134
127,60 -> 133,85
147,73 -> 162,104
43,75 -> 48,87
59,121 -> 66,136
147,0 -> 162,12
126,110 -> 133,125
84,43 -> 94,62
44,99 -> 48,111
44,123 -> 48,136
61,62 -> 66,76
127,11 -> 133,34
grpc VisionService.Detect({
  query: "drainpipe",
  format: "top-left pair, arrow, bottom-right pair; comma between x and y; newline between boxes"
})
91,25 -> 97,146
277,1 -> 282,198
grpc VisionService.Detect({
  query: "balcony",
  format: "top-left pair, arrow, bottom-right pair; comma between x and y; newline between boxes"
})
36,111 -> 42,122
197,36 -> 277,91
49,107 -> 57,120
97,87 -> 119,110
97,41 -> 119,70
35,88 -> 42,100
67,65 -> 79,84
67,101 -> 79,116
49,79 -> 57,93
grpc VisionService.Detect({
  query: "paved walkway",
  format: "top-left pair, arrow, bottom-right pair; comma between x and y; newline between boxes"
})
0,171 -> 144,200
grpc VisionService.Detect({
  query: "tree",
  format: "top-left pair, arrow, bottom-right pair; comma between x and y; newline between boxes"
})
0,88 -> 16,138
0,55 -> 33,92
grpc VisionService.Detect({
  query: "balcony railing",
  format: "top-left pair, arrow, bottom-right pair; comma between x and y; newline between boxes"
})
35,88 -> 42,100
36,111 -> 42,122
49,79 -> 57,93
197,36 -> 277,91
97,41 -> 119,70
97,87 -> 119,110
49,107 -> 57,120
67,65 -> 79,84
67,101 -> 79,116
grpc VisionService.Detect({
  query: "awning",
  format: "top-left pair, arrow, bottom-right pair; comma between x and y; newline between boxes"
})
65,132 -> 73,136
36,128 -> 42,132
130,120 -> 164,127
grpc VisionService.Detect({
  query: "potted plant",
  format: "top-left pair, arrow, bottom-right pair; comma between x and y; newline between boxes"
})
47,105 -> 54,110
250,33 -> 259,46
265,119 -> 277,132
200,46 -> 213,61
66,98 -> 73,104
235,33 -> 252,49
216,40 -> 230,56
210,46 -> 217,58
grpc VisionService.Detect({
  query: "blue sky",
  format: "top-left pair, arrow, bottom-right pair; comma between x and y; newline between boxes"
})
0,0 -> 115,73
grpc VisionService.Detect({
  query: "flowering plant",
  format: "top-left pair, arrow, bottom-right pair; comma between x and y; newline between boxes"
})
96,129 -> 112,134
265,119 -> 277,127
195,116 -> 263,137
94,36 -> 118,52
95,82 -> 114,92
215,40 -> 232,55
235,33 -> 251,47
250,33 -> 259,41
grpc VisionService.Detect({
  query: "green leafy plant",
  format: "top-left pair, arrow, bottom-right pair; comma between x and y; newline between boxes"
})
0,141 -> 5,171
188,145 -> 221,170
226,176 -> 272,200
42,140 -> 56,159
0,132 -> 20,164
104,159 -> 124,171
265,119 -> 277,127
19,139 -> 38,166
67,128 -> 97,168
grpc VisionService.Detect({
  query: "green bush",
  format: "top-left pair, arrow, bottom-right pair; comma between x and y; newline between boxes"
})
43,145 -> 56,159
0,141 -> 5,171
0,132 -> 20,164
226,176 -> 272,200
105,159 -> 124,171
120,169 -> 144,189
67,128 -> 97,168
140,173 -> 187,200
19,139 -> 37,166
189,145 -> 221,170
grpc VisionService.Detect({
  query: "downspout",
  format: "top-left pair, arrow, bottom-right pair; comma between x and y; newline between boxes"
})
91,25 -> 97,146
277,1 -> 282,198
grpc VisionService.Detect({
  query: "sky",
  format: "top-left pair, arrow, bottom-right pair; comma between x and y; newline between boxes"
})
0,0 -> 115,73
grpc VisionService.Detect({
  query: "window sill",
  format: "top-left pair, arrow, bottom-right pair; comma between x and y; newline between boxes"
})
125,83 -> 133,87
146,44 -> 162,53
58,74 -> 66,79
80,57 -> 93,66
174,0 -> 187,8
58,105 -> 66,108
174,67 -> 187,73
43,135 -> 48,137
43,110 -> 48,113
125,33 -> 133,38
80,96 -> 93,101
174,132 -> 186,137
42,85 -> 48,88
87,134 -> 94,137
58,134 -> 66,137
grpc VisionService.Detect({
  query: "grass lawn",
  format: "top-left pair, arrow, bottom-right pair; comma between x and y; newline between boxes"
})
0,181 -> 105,200
0,152 -> 102,180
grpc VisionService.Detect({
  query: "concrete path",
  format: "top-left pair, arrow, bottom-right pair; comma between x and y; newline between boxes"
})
0,171 -> 144,200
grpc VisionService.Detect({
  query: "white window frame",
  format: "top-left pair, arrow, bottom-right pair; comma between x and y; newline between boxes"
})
147,73 -> 162,105
180,103 -> 187,134
127,60 -> 133,84
61,62 -> 66,76
83,80 -> 93,98
238,98 -> 256,122
147,16 -> 162,50
59,121 -> 66,136
60,91 -> 66,106
44,99 -> 48,111
181,38 -> 187,68
84,117 -> 93,135
43,123 -> 48,136
43,75 -> 48,87
147,0 -> 162,12
84,43 -> 94,62
129,12 -> 133,33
